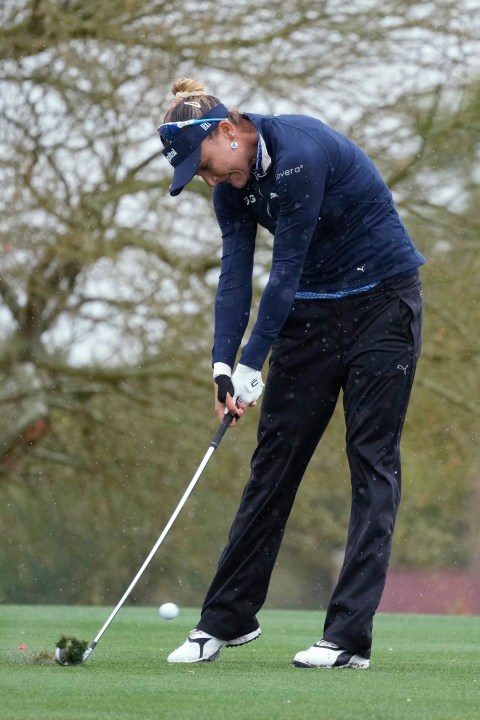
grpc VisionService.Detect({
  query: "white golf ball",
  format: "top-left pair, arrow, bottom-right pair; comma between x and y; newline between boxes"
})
159,602 -> 179,620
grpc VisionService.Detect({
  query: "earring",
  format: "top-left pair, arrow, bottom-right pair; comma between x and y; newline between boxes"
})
230,141 -> 238,149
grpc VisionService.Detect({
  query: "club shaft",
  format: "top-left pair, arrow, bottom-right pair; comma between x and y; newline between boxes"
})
90,413 -> 232,648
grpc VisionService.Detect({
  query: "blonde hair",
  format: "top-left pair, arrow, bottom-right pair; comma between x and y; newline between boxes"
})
162,78 -> 244,126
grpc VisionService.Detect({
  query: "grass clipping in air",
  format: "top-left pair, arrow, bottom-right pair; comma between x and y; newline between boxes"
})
56,635 -> 88,665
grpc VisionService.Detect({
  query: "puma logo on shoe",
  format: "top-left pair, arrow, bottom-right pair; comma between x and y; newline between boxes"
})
188,636 -> 218,660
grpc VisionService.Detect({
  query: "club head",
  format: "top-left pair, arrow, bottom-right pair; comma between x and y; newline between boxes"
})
55,645 -> 93,665
54,636 -> 89,666
54,647 -> 72,666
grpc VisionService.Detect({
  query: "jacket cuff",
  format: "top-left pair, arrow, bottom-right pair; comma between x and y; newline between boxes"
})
213,362 -> 232,378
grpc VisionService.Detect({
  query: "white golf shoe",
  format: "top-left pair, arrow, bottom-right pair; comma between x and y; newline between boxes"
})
292,639 -> 370,669
167,627 -> 261,663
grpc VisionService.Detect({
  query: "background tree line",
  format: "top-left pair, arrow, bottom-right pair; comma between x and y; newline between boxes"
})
1,0 -> 479,608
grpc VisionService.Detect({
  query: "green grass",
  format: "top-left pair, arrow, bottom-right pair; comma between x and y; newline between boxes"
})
1,605 -> 479,720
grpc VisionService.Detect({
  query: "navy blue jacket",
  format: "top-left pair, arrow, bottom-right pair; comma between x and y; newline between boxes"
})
212,113 -> 426,370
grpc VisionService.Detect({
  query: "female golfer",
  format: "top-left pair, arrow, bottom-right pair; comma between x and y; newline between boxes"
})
159,78 -> 425,668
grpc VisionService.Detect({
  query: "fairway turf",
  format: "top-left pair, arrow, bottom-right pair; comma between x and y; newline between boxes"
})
1,605 -> 479,720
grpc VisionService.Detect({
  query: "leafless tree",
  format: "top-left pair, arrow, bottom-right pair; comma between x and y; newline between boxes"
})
1,0 -> 479,603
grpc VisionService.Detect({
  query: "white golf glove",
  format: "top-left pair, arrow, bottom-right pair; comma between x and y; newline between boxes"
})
232,363 -> 265,404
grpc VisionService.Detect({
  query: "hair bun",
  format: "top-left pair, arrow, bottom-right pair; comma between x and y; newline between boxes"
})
171,78 -> 206,104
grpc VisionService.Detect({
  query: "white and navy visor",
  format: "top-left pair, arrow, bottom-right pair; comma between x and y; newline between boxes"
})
159,103 -> 229,196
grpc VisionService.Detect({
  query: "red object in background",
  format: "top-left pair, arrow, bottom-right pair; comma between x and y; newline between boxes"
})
379,569 -> 480,614
17,643 -> 26,650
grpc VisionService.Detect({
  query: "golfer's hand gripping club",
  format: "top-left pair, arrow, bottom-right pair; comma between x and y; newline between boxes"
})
214,373 -> 235,404
232,363 -> 264,405
213,362 -> 238,421
214,362 -> 264,421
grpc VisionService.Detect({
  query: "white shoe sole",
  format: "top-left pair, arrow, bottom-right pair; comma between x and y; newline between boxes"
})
293,657 -> 370,669
226,628 -> 261,647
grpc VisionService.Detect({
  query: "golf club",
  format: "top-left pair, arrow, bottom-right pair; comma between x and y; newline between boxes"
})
55,411 -> 234,666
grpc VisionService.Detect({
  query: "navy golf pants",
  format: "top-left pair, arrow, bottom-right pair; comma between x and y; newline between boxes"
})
197,272 -> 423,658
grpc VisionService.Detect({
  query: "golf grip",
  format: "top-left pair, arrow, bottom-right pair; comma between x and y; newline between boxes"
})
212,411 -> 236,447
87,412 -> 234,652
